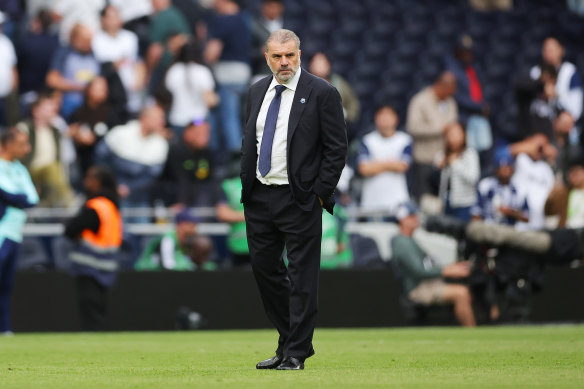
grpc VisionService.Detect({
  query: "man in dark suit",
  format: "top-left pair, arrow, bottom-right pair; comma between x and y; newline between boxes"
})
240,29 -> 347,370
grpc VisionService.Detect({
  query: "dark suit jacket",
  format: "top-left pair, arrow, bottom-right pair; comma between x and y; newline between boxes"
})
240,69 -> 347,214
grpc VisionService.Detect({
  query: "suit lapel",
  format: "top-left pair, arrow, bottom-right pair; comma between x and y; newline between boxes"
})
247,77 -> 272,146
287,70 -> 313,147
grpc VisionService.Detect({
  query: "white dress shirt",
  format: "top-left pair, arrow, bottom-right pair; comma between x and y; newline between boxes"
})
255,68 -> 302,185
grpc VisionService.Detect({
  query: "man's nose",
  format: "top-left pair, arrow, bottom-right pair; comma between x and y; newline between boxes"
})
280,57 -> 288,66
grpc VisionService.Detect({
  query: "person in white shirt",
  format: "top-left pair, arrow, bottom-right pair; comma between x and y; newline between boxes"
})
357,105 -> 412,217
165,42 -> 218,135
435,122 -> 480,222
92,5 -> 146,114
0,12 -> 18,127
530,37 -> 583,123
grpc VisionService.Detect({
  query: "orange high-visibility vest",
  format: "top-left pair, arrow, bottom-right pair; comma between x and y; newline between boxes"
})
81,197 -> 123,252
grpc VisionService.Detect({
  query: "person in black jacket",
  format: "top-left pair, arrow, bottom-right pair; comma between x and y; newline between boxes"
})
241,30 -> 347,370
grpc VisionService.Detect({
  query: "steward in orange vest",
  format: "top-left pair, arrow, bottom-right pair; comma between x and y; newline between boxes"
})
65,166 -> 123,331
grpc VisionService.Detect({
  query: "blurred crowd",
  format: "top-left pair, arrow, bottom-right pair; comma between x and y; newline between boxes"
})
0,0 -> 582,269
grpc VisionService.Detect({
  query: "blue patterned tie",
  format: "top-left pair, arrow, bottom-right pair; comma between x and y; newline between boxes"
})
259,85 -> 286,177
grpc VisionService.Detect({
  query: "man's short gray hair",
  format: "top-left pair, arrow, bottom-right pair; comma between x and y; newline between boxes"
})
265,29 -> 301,52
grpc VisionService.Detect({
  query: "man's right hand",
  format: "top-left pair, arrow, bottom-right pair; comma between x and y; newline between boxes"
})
442,261 -> 471,279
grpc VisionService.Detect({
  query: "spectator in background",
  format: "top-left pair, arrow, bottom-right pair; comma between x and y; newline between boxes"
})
135,208 -> 215,271
172,0 -> 208,44
16,92 -> 74,207
64,165 -> 122,331
545,153 -> 584,228
471,152 -> 529,226
161,118 -> 217,208
204,0 -> 252,154
68,76 -> 121,178
444,34 -> 492,153
50,0 -> 104,45
391,203 -> 476,327
517,63 -> 577,176
0,12 -> 19,128
502,134 -> 555,230
530,37 -> 582,126
309,52 -> 361,127
407,72 -> 458,201
0,129 -> 39,335
436,122 -> 480,222
92,4 -> 146,115
146,0 -> 191,92
216,152 -> 250,267
469,0 -> 512,11
16,9 -> 59,109
357,105 -> 412,217
165,42 -> 218,136
251,0 -> 285,79
46,23 -> 100,119
96,105 -> 169,223
110,0 -> 153,57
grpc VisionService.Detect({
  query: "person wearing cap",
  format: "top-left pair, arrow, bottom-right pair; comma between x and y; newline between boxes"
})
391,202 -> 476,327
0,10 -> 19,128
545,153 -> 584,228
135,209 -> 215,271
160,117 -> 217,208
471,151 -> 529,226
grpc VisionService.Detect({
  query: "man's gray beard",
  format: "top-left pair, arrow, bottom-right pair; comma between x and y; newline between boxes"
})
271,62 -> 300,83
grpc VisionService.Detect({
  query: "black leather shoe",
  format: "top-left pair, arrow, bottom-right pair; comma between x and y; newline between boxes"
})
276,357 -> 304,370
256,354 -> 283,369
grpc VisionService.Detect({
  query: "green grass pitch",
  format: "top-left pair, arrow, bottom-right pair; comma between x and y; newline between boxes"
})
1,326 -> 583,388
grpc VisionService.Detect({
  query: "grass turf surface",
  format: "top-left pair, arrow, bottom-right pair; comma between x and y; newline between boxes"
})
1,326 -> 583,388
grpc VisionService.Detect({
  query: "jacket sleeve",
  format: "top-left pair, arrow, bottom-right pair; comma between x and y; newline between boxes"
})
312,86 -> 348,213
64,206 -> 100,239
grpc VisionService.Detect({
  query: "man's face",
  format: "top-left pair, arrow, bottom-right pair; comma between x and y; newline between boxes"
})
542,38 -> 563,66
496,165 -> 513,184
309,53 -> 331,79
83,167 -> 101,195
184,122 -> 210,150
101,6 -> 122,32
72,26 -> 93,54
568,165 -> 584,189
262,1 -> 283,20
375,107 -> 398,137
140,106 -> 166,135
9,132 -> 32,161
265,39 -> 301,83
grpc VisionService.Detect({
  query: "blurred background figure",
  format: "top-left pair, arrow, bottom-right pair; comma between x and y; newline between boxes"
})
436,122 -> 480,222
92,4 -> 146,116
204,0 -> 251,155
545,152 -> 584,228
165,42 -> 218,136
472,152 -> 529,226
135,209 -> 214,271
391,203 -> 476,327
469,0 -> 512,11
309,51 -> 361,135
357,105 -> 411,218
444,34 -> 492,157
407,72 -> 458,202
251,0 -> 285,80
0,129 -> 39,335
0,11 -> 19,128
17,92 -> 74,207
216,152 -> 249,267
159,118 -> 216,208
146,0 -> 191,92
96,105 -> 169,223
68,76 -> 124,181
46,23 -> 100,119
64,165 -> 122,331
50,0 -> 104,45
16,9 -> 59,113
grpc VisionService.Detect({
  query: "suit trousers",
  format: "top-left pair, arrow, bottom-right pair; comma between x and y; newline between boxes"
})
244,180 -> 322,361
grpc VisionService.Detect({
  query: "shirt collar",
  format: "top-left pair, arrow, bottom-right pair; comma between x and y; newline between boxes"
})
269,67 -> 302,93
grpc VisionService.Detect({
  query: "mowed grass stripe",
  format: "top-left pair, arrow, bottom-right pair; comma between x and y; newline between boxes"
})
1,326 -> 583,388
